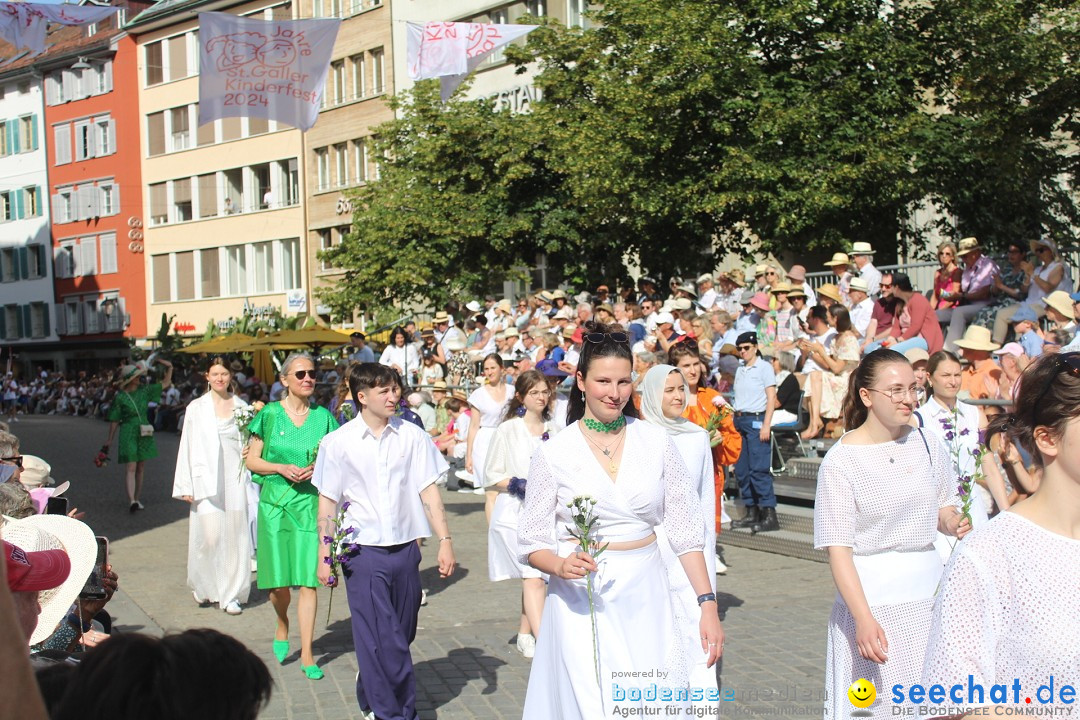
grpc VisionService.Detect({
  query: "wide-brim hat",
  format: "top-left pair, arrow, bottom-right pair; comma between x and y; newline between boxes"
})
849,277 -> 870,294
1029,238 -> 1058,255
496,299 -> 512,313
420,328 -> 435,338
696,273 -> 714,285
574,291 -> 592,305
536,291 -> 554,303
823,253 -> 850,267
562,325 -> 577,339
18,455 -> 53,489
677,283 -> 698,298
2,514 -> 96,645
596,303 -> 614,314
817,284 -> 843,303
953,326 -> 1001,352
753,264 -> 769,277
770,281 -> 793,294
445,334 -> 467,352
115,363 -> 146,386
431,380 -> 448,390
749,292 -> 771,312
721,269 -> 744,285
956,237 -> 981,257
553,307 -> 574,321
671,298 -> 693,311
717,343 -> 738,357
787,265 -> 807,282
1042,290 -> 1074,319
851,241 -> 875,256
787,288 -> 807,299
465,301 -> 482,313
432,311 -> 451,324
551,289 -> 567,300
503,327 -> 520,338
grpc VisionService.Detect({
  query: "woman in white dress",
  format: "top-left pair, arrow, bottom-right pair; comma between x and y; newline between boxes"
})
814,349 -> 970,719
518,324 -> 722,720
378,326 -> 420,385
172,356 -> 255,615
484,369 -> 558,659
638,364 -> 719,699
914,351 -> 1010,561
922,352 -> 1080,710
467,354 -> 510,516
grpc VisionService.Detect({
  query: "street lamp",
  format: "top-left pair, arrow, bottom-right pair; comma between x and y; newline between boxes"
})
101,298 -> 117,329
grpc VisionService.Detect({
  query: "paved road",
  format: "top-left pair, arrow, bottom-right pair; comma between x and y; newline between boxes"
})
11,413 -> 835,719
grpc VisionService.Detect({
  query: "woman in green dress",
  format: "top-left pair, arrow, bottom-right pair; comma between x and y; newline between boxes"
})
245,352 -> 338,680
104,359 -> 174,513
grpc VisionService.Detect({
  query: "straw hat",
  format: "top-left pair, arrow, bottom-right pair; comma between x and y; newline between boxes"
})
496,299 -> 512,313
1042,290 -> 1074,319
18,455 -> 53,489
955,237 -> 981,257
431,380 -> 448,390
849,277 -> 870,294
2,514 -> 96,645
787,288 -> 807,299
753,264 -> 770,277
769,281 -> 792,294
850,242 -> 875,256
553,307 -> 574,321
432,311 -> 451,324
823,253 -> 850,267
115,363 -> 146,386
721,269 -> 744,285
816,284 -> 843,303
953,326 -> 1001,352
551,289 -> 567,300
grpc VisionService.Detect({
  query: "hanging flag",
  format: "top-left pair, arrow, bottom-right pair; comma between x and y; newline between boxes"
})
198,12 -> 341,132
406,21 -> 538,101
0,3 -> 118,56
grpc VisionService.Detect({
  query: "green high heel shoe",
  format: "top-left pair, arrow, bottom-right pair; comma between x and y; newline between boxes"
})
301,663 -> 324,680
272,639 -> 289,664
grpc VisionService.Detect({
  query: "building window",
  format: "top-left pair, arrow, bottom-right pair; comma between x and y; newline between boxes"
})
145,41 -> 164,85
24,187 -> 38,217
225,245 -> 247,295
149,183 -> 168,225
147,111 -> 165,156
4,306 -> 20,340
173,178 -> 193,222
281,238 -> 301,289
329,0 -> 341,17
316,148 -> 329,190
354,139 -> 368,182
99,183 -> 116,216
29,303 -> 46,338
371,48 -> 384,94
152,254 -> 171,302
318,229 -> 333,271
56,242 -> 75,278
198,173 -> 218,218
96,61 -> 113,94
74,121 -> 92,160
169,34 -> 189,80
18,115 -> 34,151
176,251 -> 195,300
170,106 -> 190,151
331,60 -> 345,104
489,10 -> 509,63
0,192 -> 11,222
525,0 -> 545,15
568,0 -> 589,28
95,117 -> 114,155
350,54 -> 366,99
0,248 -> 14,281
200,248 -> 220,298
84,298 -> 101,334
26,244 -> 44,279
334,144 -> 347,187
252,241 -> 273,293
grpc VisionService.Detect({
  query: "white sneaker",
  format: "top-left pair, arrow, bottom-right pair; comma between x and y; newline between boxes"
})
457,470 -> 476,485
420,588 -> 428,606
715,554 -> 728,575
223,600 -> 242,615
472,487 -> 485,495
516,633 -> 536,658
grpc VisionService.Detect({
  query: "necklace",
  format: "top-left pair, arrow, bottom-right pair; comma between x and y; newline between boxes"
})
583,415 -> 626,433
582,426 -> 626,474
283,400 -> 310,417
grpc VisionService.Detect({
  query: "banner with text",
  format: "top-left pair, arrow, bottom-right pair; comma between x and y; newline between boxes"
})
0,3 -> 118,56
406,21 -> 538,101
198,12 -> 341,132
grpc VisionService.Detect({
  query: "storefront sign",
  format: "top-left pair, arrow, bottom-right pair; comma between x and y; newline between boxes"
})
487,84 -> 540,114
174,321 -> 197,333
286,289 -> 307,313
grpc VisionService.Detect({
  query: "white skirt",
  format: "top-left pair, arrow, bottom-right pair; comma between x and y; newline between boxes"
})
824,549 -> 942,719
522,541 -> 688,720
488,493 -> 543,581
472,426 -> 496,489
656,527 -> 718,698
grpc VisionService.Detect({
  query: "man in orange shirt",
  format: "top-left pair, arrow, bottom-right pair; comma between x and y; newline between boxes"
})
953,326 -> 1002,413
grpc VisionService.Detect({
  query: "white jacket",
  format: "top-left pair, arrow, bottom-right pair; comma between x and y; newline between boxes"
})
172,393 -> 249,502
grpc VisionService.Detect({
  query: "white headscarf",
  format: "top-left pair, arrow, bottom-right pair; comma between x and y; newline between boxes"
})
639,364 -> 706,436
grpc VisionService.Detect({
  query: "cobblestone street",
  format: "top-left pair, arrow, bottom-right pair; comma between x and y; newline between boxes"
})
15,414 -> 835,718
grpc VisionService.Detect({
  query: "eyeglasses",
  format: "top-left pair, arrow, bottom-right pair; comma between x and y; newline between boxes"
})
868,385 -> 919,404
291,370 -> 315,380
526,389 -> 550,398
1,455 -> 23,468
1030,353 -> 1080,425
736,345 -> 755,352
584,332 -> 629,345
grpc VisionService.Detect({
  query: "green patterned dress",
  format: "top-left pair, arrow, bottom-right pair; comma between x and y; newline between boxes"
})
106,384 -> 163,464
249,402 -> 338,589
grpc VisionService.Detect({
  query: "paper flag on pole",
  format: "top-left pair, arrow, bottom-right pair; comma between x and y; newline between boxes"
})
197,12 -> 341,132
0,2 -> 118,56
406,21 -> 538,101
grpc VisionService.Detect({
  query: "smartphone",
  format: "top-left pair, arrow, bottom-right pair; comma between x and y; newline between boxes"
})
79,537 -> 109,599
45,496 -> 69,516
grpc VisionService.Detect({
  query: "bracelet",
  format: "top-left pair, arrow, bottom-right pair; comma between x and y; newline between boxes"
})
697,592 -> 717,606
439,536 -> 452,542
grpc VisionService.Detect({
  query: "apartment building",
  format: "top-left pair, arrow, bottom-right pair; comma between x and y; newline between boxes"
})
39,6 -> 154,372
128,0 -> 307,337
0,57 -> 57,367
300,0 -> 392,320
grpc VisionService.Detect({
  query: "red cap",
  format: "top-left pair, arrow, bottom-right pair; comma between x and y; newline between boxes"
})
571,327 -> 585,344
4,540 -> 70,593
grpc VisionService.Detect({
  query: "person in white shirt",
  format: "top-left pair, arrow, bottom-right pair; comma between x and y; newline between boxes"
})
796,305 -> 836,439
850,242 -> 881,297
379,327 -> 420,384
314,363 -> 456,720
847,277 -> 875,343
696,274 -> 718,311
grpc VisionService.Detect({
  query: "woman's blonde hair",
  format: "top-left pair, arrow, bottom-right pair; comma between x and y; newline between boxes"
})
279,353 -> 314,399
937,241 -> 958,262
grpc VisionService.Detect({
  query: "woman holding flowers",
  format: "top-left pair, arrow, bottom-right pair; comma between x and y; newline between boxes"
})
922,353 -> 1080,709
518,323 -> 722,720
814,350 -> 971,719
172,355 -> 255,616
638,364 -> 719,696
669,343 -> 739,540
483,369 -> 558,659
245,353 -> 338,680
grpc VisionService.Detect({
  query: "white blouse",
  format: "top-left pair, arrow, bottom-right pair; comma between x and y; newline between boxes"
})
814,428 -> 958,555
379,344 -> 419,378
923,512 -> 1080,704
518,419 -> 705,563
483,417 -> 557,487
468,384 -> 511,428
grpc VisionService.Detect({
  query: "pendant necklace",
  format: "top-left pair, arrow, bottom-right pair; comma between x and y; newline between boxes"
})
583,427 -> 625,474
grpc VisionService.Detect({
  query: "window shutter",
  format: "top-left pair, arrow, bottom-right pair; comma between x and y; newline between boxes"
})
54,125 -> 70,165
30,116 -> 38,151
54,303 -> 65,335
51,194 -> 63,223
41,304 -> 49,337
80,237 -> 98,276
79,69 -> 92,99
6,120 -> 16,154
118,296 -> 128,330
16,247 -> 27,280
87,122 -> 98,158
100,234 -> 117,274
106,120 -> 116,157
73,303 -> 84,335
103,61 -> 113,92
45,75 -> 58,105
111,184 -> 120,216
0,308 -> 5,339
36,245 -> 46,279
14,305 -> 24,338
21,306 -> 30,338
13,189 -> 24,220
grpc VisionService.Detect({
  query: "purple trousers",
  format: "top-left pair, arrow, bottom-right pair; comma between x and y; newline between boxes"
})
342,542 -> 422,720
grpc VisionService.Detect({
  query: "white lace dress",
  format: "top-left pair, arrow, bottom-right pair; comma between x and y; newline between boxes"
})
814,428 -> 958,719
468,384 -> 510,488
518,419 -> 705,720
923,511 -> 1080,708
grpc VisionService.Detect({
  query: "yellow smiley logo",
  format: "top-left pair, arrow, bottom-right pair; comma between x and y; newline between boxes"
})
847,678 -> 876,709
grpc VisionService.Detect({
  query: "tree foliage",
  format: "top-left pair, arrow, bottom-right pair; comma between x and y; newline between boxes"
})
321,0 -> 1078,312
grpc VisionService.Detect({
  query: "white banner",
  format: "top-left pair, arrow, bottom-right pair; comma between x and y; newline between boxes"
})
198,12 -> 341,132
406,21 -> 538,100
0,3 -> 118,56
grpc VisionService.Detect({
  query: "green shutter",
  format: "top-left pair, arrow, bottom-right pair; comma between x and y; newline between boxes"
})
14,305 -> 24,338
22,305 -> 31,338
13,189 -> 24,220
31,116 -> 38,151
4,121 -> 13,155
0,309 -> 5,339
16,247 -> 28,280
41,304 -> 49,337
37,245 -> 47,279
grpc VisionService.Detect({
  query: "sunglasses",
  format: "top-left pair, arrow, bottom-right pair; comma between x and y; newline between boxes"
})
1,455 -> 23,468
737,345 -> 755,352
584,332 -> 629,344
291,370 -> 316,380
880,283 -> 893,289
1030,353 -> 1080,424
